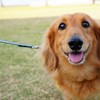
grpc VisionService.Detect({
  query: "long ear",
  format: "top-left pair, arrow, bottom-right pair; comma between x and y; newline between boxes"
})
94,21 -> 100,59
41,25 -> 58,72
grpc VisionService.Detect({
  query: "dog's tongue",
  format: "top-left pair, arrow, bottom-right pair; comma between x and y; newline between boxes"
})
69,52 -> 83,63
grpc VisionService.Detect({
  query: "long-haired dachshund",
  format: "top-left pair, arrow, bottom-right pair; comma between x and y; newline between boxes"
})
40,13 -> 100,100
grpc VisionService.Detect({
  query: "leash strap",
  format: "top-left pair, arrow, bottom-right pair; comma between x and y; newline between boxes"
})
0,40 -> 40,49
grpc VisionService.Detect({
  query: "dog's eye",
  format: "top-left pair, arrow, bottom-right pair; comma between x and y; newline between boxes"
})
82,21 -> 90,28
58,23 -> 66,30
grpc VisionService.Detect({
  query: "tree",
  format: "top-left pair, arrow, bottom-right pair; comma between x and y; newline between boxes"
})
45,0 -> 48,6
93,0 -> 95,4
0,0 -> 4,7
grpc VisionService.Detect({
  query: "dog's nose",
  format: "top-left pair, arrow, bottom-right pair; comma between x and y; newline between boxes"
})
68,35 -> 83,51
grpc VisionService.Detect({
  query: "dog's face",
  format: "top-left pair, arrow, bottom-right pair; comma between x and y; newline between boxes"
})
41,13 -> 100,99
42,13 -> 100,72
54,13 -> 97,65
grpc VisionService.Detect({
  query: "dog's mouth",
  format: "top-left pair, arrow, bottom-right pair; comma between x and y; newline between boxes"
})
62,45 -> 90,64
65,51 -> 84,64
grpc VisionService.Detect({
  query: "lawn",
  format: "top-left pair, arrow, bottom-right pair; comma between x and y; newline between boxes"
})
0,4 -> 100,19
0,5 -> 100,100
0,17 -> 63,100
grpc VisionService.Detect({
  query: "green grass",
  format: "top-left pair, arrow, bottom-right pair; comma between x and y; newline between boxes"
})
0,5 -> 100,100
0,17 -> 63,100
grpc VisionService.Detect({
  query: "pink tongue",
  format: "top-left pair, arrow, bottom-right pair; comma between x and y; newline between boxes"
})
69,52 -> 83,63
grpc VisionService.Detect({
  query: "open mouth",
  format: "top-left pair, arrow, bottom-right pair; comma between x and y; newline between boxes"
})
65,51 -> 84,64
62,45 -> 90,64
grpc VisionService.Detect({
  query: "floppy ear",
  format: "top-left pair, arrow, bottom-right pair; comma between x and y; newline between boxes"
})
41,25 -> 58,72
94,22 -> 100,59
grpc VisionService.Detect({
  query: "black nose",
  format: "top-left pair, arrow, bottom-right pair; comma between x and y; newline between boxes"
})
68,35 -> 83,51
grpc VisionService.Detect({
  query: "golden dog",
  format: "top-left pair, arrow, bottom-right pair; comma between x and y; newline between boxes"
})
40,13 -> 100,100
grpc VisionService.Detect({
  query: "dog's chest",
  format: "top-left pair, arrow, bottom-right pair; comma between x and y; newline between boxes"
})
54,73 -> 100,100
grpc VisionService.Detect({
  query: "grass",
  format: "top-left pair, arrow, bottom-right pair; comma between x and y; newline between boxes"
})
0,5 -> 100,100
0,4 -> 100,19
0,17 -> 63,100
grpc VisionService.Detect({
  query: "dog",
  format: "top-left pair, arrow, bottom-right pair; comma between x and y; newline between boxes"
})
40,13 -> 100,100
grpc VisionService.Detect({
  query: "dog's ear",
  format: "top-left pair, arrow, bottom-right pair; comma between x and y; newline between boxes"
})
41,24 -> 58,72
94,22 -> 100,59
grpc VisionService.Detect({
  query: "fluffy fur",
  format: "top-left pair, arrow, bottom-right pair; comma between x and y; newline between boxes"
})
40,13 -> 100,100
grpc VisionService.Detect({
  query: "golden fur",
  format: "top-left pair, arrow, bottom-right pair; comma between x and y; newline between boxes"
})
40,13 -> 100,100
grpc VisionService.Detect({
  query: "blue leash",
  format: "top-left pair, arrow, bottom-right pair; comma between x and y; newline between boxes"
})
0,40 -> 40,49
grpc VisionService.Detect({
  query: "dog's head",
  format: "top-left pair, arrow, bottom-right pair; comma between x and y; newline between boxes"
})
41,13 -> 100,73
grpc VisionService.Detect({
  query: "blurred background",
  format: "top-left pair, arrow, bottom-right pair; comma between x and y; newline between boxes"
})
0,0 -> 100,100
0,0 -> 100,6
